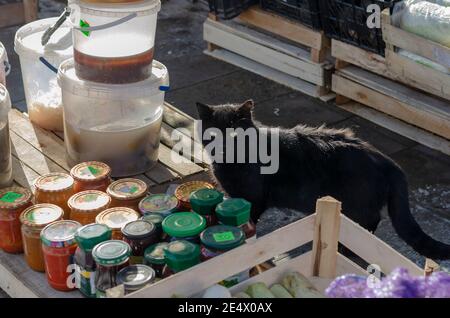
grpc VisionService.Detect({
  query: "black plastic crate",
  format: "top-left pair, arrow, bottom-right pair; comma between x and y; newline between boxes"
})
319,0 -> 399,56
208,0 -> 259,20
260,0 -> 322,30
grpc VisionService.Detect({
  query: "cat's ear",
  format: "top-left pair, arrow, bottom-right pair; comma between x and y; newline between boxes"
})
238,99 -> 254,117
196,102 -> 213,120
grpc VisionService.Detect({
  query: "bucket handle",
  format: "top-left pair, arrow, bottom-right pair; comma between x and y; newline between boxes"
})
39,57 -> 58,74
71,12 -> 138,33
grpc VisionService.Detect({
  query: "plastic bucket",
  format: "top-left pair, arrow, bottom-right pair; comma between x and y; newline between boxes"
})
70,0 -> 161,83
58,58 -> 169,177
14,18 -> 73,132
0,42 -> 9,86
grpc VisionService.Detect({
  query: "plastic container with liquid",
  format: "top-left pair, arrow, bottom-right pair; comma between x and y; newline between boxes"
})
14,18 -> 73,131
69,0 -> 161,83
58,59 -> 169,177
0,41 -> 10,86
0,85 -> 12,188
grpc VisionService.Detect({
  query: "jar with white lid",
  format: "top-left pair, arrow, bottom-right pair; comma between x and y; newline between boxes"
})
0,84 -> 12,188
69,0 -> 161,84
0,42 -> 10,86
58,58 -> 169,177
14,18 -> 73,132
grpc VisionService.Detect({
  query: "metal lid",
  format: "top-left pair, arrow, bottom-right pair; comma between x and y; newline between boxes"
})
121,220 -> 156,240
70,161 -> 111,182
41,220 -> 81,247
75,223 -> 112,251
144,242 -> 168,265
95,207 -> 140,230
174,181 -> 214,205
0,187 -> 33,210
34,173 -> 74,192
107,178 -> 148,201
164,240 -> 200,272
68,190 -> 111,213
162,212 -> 206,238
20,204 -> 64,228
190,188 -> 224,215
200,225 -> 245,251
73,0 -> 161,17
216,198 -> 251,227
116,265 -> 155,291
140,213 -> 164,229
92,240 -> 131,266
138,194 -> 179,217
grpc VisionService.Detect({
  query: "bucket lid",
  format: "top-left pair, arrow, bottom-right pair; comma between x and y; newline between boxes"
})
0,84 -> 11,118
72,0 -> 161,17
14,17 -> 72,59
58,59 -> 169,100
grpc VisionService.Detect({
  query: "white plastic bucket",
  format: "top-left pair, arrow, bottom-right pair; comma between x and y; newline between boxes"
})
14,18 -> 73,132
0,42 -> 9,86
70,0 -> 161,83
58,58 -> 170,177
0,84 -> 12,188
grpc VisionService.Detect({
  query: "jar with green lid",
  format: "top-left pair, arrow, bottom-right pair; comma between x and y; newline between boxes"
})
162,212 -> 206,244
190,188 -> 223,227
161,240 -> 200,278
138,194 -> 179,217
92,240 -> 131,298
144,242 -> 168,278
122,220 -> 159,265
200,225 -> 248,287
216,199 -> 256,240
74,223 -> 112,298
117,264 -> 155,294
140,212 -> 167,241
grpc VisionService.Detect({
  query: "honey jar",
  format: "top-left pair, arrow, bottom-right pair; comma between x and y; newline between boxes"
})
95,207 -> 140,240
174,181 -> 214,210
70,161 -> 112,193
34,173 -> 74,219
68,190 -> 111,225
107,178 -> 148,211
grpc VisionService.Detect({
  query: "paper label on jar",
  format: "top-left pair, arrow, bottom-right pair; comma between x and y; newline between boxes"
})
87,166 -> 100,176
0,191 -> 23,203
213,231 -> 235,242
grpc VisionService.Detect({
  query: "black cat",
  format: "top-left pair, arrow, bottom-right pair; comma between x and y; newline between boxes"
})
196,100 -> 450,260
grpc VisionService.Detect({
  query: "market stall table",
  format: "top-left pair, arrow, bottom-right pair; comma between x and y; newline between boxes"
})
0,102 -> 210,297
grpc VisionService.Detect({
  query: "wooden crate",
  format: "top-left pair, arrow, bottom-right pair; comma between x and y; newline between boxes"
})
126,197 -> 424,298
203,7 -> 334,101
0,0 -> 38,28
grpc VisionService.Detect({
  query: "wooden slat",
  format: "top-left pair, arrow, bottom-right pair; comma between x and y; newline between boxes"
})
339,215 -> 423,276
23,0 -> 38,23
145,162 -> 180,185
157,144 -> 204,178
0,3 -> 25,28
336,254 -> 368,277
11,156 -> 41,190
129,174 -> 156,188
127,214 -> 316,298
163,103 -> 196,138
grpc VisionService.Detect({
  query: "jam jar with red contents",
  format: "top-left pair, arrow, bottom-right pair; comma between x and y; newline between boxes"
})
92,240 -> 131,298
216,199 -> 256,240
161,240 -> 200,278
70,161 -> 112,193
138,194 -> 179,217
144,242 -> 168,279
0,187 -> 33,253
174,181 -> 214,210
107,178 -> 148,211
190,188 -> 223,227
34,173 -> 74,219
140,213 -> 166,241
122,220 -> 159,265
162,212 -> 206,244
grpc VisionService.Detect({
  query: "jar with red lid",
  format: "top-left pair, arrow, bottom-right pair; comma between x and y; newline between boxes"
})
68,190 -> 111,225
34,173 -> 74,219
0,187 -> 33,253
174,181 -> 214,210
190,188 -> 223,227
215,199 -> 256,240
95,207 -> 140,240
107,178 -> 148,211
122,220 -> 159,264
70,161 -> 112,193
41,220 -> 81,291
138,194 -> 179,217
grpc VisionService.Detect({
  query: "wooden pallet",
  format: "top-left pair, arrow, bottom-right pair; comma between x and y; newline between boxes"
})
0,0 -> 38,28
203,8 -> 334,101
0,102 -> 210,298
126,197 -> 425,298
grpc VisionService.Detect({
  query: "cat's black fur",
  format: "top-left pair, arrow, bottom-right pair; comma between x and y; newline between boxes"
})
196,100 -> 450,260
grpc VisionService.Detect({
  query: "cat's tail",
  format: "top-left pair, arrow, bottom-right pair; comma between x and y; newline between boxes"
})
387,165 -> 450,260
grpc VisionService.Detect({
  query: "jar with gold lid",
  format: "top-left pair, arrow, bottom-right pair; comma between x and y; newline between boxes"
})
34,173 -> 74,219
68,190 -> 111,225
96,207 -> 140,240
107,178 -> 148,211
70,161 -> 112,193
174,181 -> 214,211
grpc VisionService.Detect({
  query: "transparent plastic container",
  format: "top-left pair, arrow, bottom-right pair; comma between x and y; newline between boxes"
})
70,0 -> 161,83
0,85 -> 12,188
0,41 -> 10,86
14,18 -> 73,132
58,58 -> 169,177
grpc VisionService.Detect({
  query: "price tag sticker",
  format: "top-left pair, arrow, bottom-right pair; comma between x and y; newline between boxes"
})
87,166 -> 100,176
0,192 -> 24,203
213,231 -> 235,242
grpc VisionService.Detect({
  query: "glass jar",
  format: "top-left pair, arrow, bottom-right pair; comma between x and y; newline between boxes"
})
107,178 -> 148,211
74,223 -> 112,298
143,242 -> 168,279
0,85 -> 12,188
92,240 -> 131,298
174,181 -> 214,211
200,225 -> 248,287
95,207 -> 140,240
117,264 -> 155,294
41,220 -> 81,291
161,240 -> 200,278
68,190 -> 111,225
162,212 -> 206,244
20,204 -> 64,272
0,187 -> 33,253
34,173 -> 74,219
122,220 -> 159,264
140,213 -> 167,241
190,188 -> 224,227
216,199 -> 256,240
70,161 -> 112,193
138,194 -> 179,217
